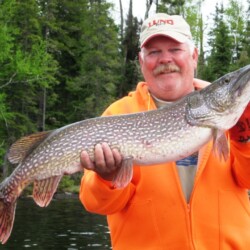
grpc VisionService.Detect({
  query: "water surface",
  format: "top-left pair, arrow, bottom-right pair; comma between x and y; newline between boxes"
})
1,198 -> 111,250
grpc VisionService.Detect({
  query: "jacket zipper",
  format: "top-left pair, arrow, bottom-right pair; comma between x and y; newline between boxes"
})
173,164 -> 196,250
186,202 -> 196,250
186,145 -> 211,250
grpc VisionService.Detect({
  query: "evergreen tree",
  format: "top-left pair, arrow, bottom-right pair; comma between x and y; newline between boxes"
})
0,0 -> 58,135
238,0 -> 250,66
61,0 -> 122,120
119,0 -> 140,97
157,0 -> 185,14
206,3 -> 233,81
0,93 -> 14,171
181,0 -> 204,78
225,0 -> 246,68
38,0 -> 90,126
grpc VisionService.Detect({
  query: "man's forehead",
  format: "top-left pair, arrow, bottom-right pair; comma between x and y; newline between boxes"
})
143,35 -> 184,48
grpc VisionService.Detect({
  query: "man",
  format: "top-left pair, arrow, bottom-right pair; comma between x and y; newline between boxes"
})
79,13 -> 250,249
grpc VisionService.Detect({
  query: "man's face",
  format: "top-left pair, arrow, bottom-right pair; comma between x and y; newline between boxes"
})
139,36 -> 198,101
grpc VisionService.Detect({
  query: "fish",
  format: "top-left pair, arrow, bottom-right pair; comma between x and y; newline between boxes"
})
0,65 -> 250,244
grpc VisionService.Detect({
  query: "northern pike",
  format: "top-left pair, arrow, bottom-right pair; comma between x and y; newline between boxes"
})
0,65 -> 250,244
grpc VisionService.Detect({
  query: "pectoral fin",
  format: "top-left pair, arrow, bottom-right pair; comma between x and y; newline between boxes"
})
33,175 -> 62,207
112,156 -> 134,189
213,130 -> 229,161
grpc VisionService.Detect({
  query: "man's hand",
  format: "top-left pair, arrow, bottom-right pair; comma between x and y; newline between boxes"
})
80,142 -> 123,181
229,103 -> 250,143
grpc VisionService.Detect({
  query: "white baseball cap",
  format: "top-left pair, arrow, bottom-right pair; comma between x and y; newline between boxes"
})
140,13 -> 193,47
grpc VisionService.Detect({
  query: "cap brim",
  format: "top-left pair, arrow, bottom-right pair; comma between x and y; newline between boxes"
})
140,31 -> 189,48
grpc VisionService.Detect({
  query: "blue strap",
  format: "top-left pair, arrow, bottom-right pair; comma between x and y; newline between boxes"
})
176,153 -> 198,167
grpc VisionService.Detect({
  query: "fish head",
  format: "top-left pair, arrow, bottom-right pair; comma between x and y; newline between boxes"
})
186,65 -> 250,130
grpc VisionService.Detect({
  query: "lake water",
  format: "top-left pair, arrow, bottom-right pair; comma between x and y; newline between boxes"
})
1,197 -> 111,250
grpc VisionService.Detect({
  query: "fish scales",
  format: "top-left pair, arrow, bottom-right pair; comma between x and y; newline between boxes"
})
0,65 -> 250,244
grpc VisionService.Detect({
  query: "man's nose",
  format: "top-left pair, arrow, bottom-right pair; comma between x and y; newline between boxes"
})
158,51 -> 173,64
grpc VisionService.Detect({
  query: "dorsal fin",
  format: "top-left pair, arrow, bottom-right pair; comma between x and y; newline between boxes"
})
7,131 -> 52,164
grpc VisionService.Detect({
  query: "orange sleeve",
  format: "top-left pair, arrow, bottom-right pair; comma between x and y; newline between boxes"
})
231,140 -> 250,188
79,170 -> 136,215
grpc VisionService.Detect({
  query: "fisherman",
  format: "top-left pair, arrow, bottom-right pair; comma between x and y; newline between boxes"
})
79,13 -> 250,249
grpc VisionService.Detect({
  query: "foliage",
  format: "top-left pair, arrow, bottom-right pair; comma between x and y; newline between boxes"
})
68,0 -> 122,119
57,175 -> 81,193
225,0 -> 247,69
119,0 -> 141,96
157,0 -> 185,14
205,4 -> 233,81
239,0 -> 250,66
0,94 -> 15,167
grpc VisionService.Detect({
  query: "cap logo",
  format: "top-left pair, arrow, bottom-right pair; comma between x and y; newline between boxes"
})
148,19 -> 174,28
140,14 -> 193,47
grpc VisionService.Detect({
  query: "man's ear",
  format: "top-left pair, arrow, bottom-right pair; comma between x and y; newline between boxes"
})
192,47 -> 199,69
138,51 -> 143,67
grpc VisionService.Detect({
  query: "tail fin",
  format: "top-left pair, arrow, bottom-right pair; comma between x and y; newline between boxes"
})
0,199 -> 17,244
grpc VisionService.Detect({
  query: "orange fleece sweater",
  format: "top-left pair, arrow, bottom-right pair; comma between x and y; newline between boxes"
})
80,81 -> 250,250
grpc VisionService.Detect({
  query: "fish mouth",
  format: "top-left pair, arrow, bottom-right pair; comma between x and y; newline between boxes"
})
153,64 -> 180,76
186,65 -> 250,130
213,65 -> 250,96
230,64 -> 250,95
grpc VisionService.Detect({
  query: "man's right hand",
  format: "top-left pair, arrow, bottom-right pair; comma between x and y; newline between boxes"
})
80,142 -> 123,181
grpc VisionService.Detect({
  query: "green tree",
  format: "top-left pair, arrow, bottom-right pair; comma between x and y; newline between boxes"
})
157,0 -> 185,14
237,0 -> 250,66
119,0 -> 141,97
0,0 -> 58,175
0,93 -> 15,171
55,0 -> 122,121
0,0 -> 58,134
225,0 -> 247,68
38,0 -> 89,126
206,3 -> 233,81
182,0 -> 204,78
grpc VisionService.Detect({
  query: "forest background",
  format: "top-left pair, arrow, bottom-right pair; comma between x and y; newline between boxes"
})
0,0 -> 249,192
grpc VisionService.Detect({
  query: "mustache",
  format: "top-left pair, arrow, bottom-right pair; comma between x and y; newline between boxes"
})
153,64 -> 181,76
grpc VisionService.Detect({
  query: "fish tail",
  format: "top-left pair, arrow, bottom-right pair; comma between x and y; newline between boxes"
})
0,197 -> 17,244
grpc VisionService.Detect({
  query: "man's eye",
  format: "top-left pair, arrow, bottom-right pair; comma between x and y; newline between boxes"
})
170,48 -> 181,52
148,50 -> 160,55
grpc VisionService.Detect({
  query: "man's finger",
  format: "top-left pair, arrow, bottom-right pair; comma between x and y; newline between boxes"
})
80,151 -> 95,170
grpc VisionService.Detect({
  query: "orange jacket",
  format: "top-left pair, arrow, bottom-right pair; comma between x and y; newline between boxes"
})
79,81 -> 250,250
